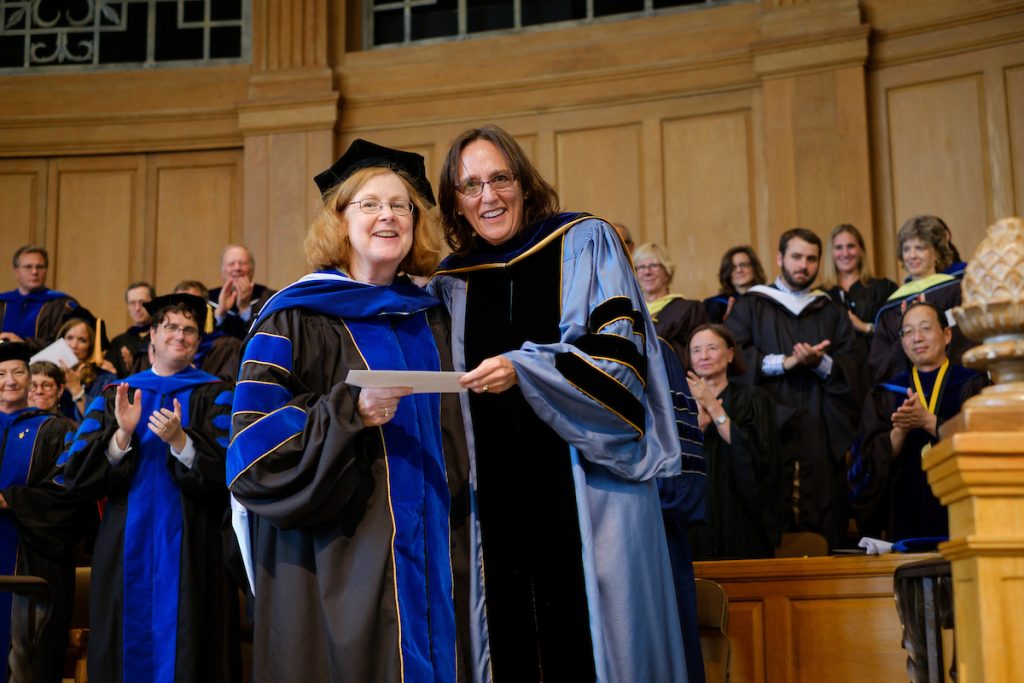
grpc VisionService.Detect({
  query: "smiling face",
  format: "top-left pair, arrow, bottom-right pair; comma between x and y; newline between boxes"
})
151,310 -> 200,373
689,329 -> 734,383
778,237 -> 820,290
832,230 -> 863,276
343,172 -> 415,285
29,373 -> 61,412
900,237 -> 938,280
0,360 -> 30,413
221,246 -> 254,283
900,305 -> 951,371
63,322 -> 91,363
455,139 -> 525,246
635,258 -> 670,300
14,251 -> 47,294
730,252 -> 755,291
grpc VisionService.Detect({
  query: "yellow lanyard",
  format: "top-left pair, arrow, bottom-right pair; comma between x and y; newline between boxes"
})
912,359 -> 950,415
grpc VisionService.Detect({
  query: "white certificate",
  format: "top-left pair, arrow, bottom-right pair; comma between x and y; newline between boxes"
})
29,338 -> 79,368
346,370 -> 466,394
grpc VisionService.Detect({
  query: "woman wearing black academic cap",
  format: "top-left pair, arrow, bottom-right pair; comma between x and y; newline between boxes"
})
226,140 -> 471,682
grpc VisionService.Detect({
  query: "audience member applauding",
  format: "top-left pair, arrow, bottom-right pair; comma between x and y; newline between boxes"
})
106,281 -> 155,378
635,242 -> 709,367
208,245 -> 276,339
58,314 -> 116,420
704,246 -> 767,323
28,360 -> 65,415
57,293 -> 237,683
822,224 -> 897,353
0,246 -> 79,352
726,228 -> 868,548
174,280 -> 241,381
0,342 -> 84,682
853,302 -> 987,540
686,325 -> 783,559
869,215 -> 977,383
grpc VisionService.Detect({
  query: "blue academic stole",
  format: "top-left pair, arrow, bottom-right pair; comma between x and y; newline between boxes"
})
0,410 -> 52,682
106,369 -> 219,683
344,313 -> 457,682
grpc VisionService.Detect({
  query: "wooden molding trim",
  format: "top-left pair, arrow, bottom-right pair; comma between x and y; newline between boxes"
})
237,92 -> 340,135
753,25 -> 871,79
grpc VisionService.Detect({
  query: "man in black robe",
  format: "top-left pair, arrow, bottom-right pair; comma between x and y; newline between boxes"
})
0,341 -> 85,682
726,228 -> 868,548
0,246 -> 79,353
57,294 -> 237,683
853,302 -> 986,539
208,245 -> 276,339
105,281 -> 155,378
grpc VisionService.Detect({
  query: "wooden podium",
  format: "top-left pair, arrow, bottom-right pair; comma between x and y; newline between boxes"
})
923,217 -> 1024,682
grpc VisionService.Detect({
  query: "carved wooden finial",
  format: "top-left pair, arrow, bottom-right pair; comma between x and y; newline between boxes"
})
953,217 -> 1024,390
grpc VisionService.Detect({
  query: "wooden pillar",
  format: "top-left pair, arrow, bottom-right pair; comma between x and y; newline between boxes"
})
924,217 -> 1024,682
753,0 -> 874,257
238,0 -> 339,288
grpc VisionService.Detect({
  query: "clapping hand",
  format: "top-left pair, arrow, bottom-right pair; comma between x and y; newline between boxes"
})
149,398 -> 187,451
114,383 -> 143,450
891,389 -> 937,436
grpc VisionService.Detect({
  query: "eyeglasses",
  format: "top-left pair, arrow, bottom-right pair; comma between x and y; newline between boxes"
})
17,264 -> 46,271
635,263 -> 664,273
160,322 -> 200,339
31,381 -> 58,393
0,368 -> 28,381
454,173 -> 516,197
899,322 -> 938,338
346,199 -> 414,216
732,262 -> 752,271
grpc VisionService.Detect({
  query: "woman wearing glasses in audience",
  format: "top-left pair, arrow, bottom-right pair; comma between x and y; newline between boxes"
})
868,215 -> 976,383
821,224 -> 897,355
703,246 -> 767,324
227,140 -> 471,683
28,360 -> 66,416
853,301 -> 986,539
432,125 -> 687,682
634,242 -> 709,368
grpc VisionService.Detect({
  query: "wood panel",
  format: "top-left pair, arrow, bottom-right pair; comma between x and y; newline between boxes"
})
662,111 -> 755,300
886,75 -> 990,268
47,156 -> 144,332
1005,64 -> 1024,219
0,159 -> 47,254
555,125 -> 643,240
150,150 -> 243,297
695,554 -> 932,683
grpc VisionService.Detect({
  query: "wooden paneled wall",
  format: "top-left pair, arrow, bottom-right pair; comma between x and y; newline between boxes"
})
0,150 -> 242,330
3,0 -> 1024,314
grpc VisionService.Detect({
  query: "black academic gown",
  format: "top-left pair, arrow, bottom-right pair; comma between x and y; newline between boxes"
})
828,277 -> 898,356
702,295 -> 731,324
854,364 -> 986,540
227,276 -> 471,683
688,382 -> 783,560
58,369 -> 236,683
208,283 -> 276,339
105,325 -> 151,378
726,287 -> 868,547
653,297 -> 710,369
869,277 -> 977,384
0,408 -> 84,683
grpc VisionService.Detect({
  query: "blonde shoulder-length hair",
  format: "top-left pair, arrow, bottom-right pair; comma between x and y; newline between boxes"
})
304,166 -> 440,277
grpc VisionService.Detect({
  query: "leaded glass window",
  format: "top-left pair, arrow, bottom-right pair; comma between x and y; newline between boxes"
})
0,0 -> 249,73
366,0 -> 743,48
